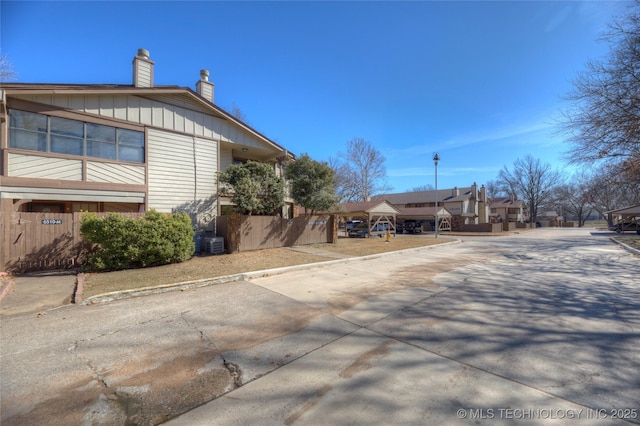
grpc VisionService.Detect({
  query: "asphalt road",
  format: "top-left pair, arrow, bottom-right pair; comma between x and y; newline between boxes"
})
1,228 -> 638,425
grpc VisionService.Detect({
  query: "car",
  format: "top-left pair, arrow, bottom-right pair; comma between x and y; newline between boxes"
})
608,219 -> 639,233
348,222 -> 369,238
398,220 -> 423,234
345,220 -> 363,230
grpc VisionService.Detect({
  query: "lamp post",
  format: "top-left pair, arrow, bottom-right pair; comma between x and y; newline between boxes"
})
433,153 -> 440,239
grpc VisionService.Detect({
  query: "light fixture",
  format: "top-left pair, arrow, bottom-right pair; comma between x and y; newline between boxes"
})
241,148 -> 249,153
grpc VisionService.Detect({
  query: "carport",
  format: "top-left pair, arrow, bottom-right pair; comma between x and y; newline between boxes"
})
337,200 -> 401,237
398,207 -> 452,232
605,204 -> 640,233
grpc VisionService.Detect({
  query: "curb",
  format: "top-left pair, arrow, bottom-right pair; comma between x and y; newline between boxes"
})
81,239 -> 462,305
0,279 -> 16,302
610,237 -> 640,256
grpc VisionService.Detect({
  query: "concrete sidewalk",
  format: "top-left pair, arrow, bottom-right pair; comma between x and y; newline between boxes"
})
0,272 -> 77,317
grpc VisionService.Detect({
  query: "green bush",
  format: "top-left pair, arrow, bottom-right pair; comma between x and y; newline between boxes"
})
80,210 -> 195,272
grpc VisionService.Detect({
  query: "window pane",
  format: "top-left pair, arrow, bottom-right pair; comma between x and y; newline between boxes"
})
9,110 -> 47,151
117,129 -> 144,162
87,123 -> 116,160
50,116 -> 83,138
87,123 -> 115,142
9,109 -> 47,132
9,129 -> 47,151
51,135 -> 83,155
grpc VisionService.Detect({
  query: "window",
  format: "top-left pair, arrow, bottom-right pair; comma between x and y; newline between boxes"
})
50,116 -> 84,155
9,110 -> 47,151
87,123 -> 116,160
8,109 -> 144,163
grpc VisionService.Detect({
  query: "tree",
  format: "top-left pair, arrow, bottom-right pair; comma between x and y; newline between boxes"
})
561,2 -> 640,183
547,176 -> 594,227
411,184 -> 434,192
0,54 -> 17,82
285,154 -> 337,214
331,138 -> 390,203
583,162 -> 640,223
497,155 -> 563,226
218,161 -> 284,215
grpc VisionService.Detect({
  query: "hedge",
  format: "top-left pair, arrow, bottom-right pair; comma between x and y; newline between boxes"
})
80,210 -> 195,271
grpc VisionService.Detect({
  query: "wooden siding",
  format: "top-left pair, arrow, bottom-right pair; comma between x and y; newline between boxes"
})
86,161 -> 145,185
8,153 -> 83,180
147,128 -> 218,213
14,94 -> 269,150
194,136 -> 217,199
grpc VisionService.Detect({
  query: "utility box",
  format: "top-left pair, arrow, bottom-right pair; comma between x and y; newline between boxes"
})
204,237 -> 224,255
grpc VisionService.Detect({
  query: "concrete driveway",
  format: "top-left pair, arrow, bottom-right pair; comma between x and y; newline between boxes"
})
1,228 -> 638,425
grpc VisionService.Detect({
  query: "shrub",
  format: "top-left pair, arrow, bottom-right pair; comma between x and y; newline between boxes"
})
80,210 -> 195,271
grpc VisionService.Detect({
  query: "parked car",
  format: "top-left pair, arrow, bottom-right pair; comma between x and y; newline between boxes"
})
398,220 -> 423,234
348,222 -> 369,238
608,219 -> 639,233
345,220 -> 363,230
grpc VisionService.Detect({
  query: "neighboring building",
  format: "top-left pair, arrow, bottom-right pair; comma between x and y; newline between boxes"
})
380,183 -> 489,231
0,49 -> 295,230
488,197 -> 528,224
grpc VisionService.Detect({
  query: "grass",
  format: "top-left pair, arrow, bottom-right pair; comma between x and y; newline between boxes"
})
614,234 -> 640,250
82,235 -> 454,298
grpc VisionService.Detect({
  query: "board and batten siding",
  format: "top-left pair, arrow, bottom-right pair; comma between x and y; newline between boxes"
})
147,128 -> 217,213
15,94 -> 267,149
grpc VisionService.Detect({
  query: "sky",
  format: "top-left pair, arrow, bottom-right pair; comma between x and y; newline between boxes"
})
1,0 -> 631,192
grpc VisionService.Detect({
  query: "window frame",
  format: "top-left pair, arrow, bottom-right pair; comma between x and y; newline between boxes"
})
8,108 -> 145,163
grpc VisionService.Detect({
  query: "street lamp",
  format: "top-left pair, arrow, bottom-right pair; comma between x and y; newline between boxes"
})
433,153 -> 440,239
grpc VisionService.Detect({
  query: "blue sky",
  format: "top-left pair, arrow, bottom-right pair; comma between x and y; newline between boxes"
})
1,1 -> 630,192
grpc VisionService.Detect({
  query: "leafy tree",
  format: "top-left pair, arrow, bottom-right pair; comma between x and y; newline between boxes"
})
561,2 -> 640,183
497,155 -> 564,226
331,137 -> 390,202
218,161 -> 284,215
285,153 -> 337,214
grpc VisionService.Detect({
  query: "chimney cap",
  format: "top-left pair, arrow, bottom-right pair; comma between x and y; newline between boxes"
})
137,48 -> 150,59
200,69 -> 210,81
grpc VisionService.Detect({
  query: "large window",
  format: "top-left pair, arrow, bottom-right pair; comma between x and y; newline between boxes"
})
9,109 -> 144,163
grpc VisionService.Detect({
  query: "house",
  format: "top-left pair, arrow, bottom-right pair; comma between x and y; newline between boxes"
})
0,49 -> 297,270
380,183 -> 489,231
0,48 -> 295,227
488,197 -> 528,224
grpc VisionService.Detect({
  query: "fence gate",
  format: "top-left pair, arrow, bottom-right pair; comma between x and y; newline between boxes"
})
1,212 -> 82,273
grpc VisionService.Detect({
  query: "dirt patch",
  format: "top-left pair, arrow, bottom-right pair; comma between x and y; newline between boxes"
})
82,236 -> 455,298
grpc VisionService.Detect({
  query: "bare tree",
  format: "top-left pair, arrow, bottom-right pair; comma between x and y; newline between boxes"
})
498,155 -> 564,226
583,162 -> 640,223
560,1 -> 640,183
410,184 -> 434,192
548,175 -> 594,227
331,138 -> 390,203
0,54 -> 17,82
228,102 -> 249,124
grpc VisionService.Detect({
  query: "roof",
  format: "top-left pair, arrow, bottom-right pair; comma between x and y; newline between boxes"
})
0,83 -> 294,160
336,200 -> 401,215
397,207 -> 451,217
490,197 -> 525,208
605,204 -> 640,215
380,187 -> 475,205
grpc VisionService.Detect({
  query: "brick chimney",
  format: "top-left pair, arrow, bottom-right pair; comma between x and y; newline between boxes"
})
133,48 -> 154,88
196,69 -> 214,103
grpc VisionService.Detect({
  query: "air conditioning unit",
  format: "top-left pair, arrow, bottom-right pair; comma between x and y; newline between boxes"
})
204,237 -> 224,255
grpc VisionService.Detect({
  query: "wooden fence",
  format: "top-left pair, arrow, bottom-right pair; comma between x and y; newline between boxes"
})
1,212 -> 144,273
217,214 -> 336,253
